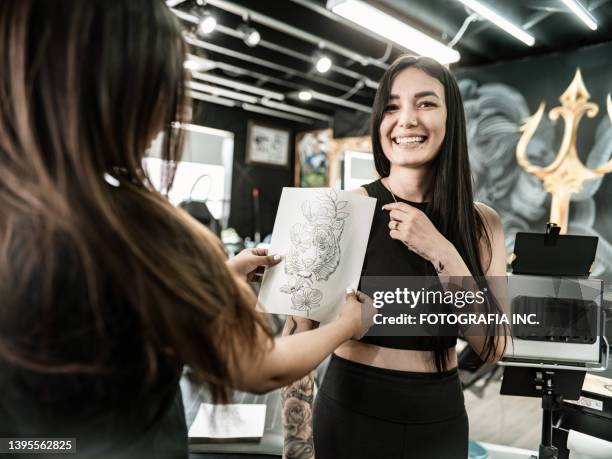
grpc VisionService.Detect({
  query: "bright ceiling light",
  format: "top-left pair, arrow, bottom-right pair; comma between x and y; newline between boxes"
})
184,55 -> 216,72
561,0 -> 598,30
238,24 -> 261,47
327,0 -> 460,64
298,90 -> 313,101
197,13 -> 216,35
455,0 -> 535,46
314,53 -> 332,73
184,59 -> 201,71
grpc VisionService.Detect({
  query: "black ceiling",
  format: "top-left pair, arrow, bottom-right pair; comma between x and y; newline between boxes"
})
170,0 -> 612,124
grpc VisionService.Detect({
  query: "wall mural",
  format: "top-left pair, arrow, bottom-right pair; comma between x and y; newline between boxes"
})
459,74 -> 612,280
515,70 -> 612,234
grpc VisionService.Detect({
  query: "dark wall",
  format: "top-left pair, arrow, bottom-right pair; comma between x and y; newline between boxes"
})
193,101 -> 326,239
455,40 -> 612,240
333,108 -> 370,138
456,40 -> 612,157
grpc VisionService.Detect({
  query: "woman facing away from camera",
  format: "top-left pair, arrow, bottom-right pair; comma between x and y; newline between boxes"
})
281,55 -> 508,459
0,1 -> 373,458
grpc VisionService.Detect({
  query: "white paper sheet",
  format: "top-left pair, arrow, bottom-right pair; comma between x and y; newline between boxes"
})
567,429 -> 612,459
258,187 -> 376,323
188,403 -> 266,441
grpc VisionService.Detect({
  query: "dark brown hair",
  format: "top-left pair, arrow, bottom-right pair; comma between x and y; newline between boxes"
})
371,55 -> 503,370
0,0 -> 270,402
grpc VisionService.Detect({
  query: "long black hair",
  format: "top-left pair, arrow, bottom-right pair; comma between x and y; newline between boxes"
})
371,55 -> 501,371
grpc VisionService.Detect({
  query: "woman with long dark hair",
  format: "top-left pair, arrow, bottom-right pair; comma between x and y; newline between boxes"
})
0,1 -> 371,458
281,55 -> 507,458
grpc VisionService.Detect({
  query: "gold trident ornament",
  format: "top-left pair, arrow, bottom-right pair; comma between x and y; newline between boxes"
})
516,69 -> 612,234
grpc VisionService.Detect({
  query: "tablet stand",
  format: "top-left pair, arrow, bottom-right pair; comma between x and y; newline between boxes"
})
501,367 -> 585,459
503,222 -> 600,458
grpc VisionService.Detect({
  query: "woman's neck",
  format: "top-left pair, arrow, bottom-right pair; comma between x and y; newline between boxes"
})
384,166 -> 432,203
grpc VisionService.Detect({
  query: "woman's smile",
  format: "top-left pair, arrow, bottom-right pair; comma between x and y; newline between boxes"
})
391,133 -> 429,149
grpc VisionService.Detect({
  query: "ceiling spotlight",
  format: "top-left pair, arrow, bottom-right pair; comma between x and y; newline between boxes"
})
197,12 -> 216,35
298,90 -> 313,101
183,55 -> 216,72
314,53 -> 333,73
184,59 -> 201,71
238,24 -> 261,47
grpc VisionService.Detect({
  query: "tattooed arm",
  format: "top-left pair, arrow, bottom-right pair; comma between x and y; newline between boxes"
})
281,316 -> 318,459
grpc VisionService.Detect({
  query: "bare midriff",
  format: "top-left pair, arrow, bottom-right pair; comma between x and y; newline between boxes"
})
334,340 -> 457,373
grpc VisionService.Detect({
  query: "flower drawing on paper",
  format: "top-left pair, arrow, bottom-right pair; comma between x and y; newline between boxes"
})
280,190 -> 349,315
290,287 -> 323,312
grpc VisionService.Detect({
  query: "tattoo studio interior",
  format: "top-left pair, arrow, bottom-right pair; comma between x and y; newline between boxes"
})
4,1 -> 612,458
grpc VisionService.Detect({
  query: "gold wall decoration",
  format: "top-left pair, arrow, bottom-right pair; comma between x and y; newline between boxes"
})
516,69 -> 612,233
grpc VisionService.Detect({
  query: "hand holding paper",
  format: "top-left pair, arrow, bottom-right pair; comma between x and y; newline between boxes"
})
258,188 -> 376,323
227,248 -> 282,282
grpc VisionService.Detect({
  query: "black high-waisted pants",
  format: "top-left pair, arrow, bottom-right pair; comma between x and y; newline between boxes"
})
313,354 -> 468,459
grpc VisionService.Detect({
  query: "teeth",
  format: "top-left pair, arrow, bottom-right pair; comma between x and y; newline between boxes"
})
394,136 -> 426,144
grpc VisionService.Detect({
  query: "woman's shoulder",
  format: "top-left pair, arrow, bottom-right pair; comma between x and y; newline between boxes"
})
474,202 -> 503,233
348,179 -> 381,197
474,202 -> 507,275
349,187 -> 368,196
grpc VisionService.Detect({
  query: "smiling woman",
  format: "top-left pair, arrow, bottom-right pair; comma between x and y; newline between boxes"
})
282,55 -> 508,459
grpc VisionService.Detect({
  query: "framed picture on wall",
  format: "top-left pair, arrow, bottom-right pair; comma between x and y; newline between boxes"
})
246,122 -> 290,167
294,128 -> 331,187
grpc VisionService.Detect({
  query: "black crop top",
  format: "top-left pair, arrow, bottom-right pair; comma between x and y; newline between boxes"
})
358,179 -> 457,351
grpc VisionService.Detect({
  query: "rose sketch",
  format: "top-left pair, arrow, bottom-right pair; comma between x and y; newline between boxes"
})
281,190 -> 349,315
